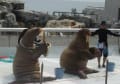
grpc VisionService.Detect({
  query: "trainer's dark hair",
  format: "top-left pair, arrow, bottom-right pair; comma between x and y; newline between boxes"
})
101,21 -> 106,25
18,29 -> 29,44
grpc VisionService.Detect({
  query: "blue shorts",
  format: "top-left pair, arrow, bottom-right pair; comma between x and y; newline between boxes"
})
99,47 -> 108,57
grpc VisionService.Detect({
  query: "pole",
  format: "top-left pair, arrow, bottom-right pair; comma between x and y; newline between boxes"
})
105,60 -> 108,84
40,62 -> 44,84
117,37 -> 120,53
8,33 -> 11,47
43,31 -> 46,43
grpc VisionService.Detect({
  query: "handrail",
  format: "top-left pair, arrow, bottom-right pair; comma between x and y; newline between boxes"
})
0,27 -> 120,55
0,28 -> 120,32
0,28 -> 26,32
43,28 -> 120,32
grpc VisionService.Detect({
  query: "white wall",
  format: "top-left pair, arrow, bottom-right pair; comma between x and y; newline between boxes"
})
104,0 -> 120,22
0,0 -> 24,3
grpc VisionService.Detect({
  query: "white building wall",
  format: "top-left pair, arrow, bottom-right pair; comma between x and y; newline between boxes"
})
82,7 -> 105,23
0,0 -> 24,3
104,0 -> 120,22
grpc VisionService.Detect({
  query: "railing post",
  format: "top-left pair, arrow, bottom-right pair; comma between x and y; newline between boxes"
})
117,36 -> 120,54
105,60 -> 108,84
40,62 -> 44,84
8,34 -> 11,47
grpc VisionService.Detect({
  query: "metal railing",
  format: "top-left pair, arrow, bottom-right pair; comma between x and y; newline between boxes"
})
0,27 -> 120,54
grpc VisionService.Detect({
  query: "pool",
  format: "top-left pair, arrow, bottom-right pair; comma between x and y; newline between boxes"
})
0,34 -> 120,84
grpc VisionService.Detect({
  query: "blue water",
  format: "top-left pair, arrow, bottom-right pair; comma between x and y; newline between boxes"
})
0,46 -> 66,58
0,47 -> 16,56
0,46 -> 65,63
0,45 -> 119,58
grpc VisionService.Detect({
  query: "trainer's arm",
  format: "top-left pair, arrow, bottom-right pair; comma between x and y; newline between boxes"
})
91,30 -> 98,36
107,30 -> 120,37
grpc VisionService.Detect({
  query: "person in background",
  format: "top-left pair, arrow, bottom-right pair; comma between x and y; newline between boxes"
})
91,21 -> 120,68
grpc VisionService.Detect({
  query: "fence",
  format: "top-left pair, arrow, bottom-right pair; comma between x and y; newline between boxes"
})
0,28 -> 120,56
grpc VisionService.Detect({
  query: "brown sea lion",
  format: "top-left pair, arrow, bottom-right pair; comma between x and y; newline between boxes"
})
10,28 -> 55,84
60,29 -> 101,79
